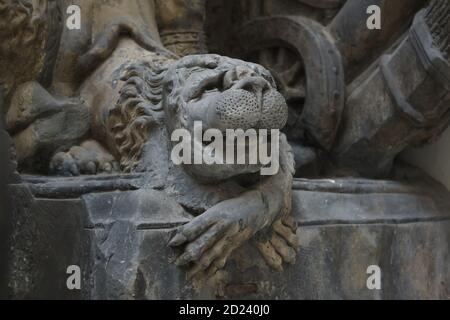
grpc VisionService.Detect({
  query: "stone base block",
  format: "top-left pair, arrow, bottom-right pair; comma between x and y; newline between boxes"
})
3,171 -> 450,299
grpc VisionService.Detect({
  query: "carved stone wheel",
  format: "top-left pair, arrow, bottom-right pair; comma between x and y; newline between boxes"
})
247,47 -> 306,107
234,16 -> 345,150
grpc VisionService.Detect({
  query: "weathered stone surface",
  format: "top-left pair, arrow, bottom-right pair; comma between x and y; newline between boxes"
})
155,0 -> 207,56
8,81 -> 91,171
0,87 -> 20,184
2,0 -> 450,301
4,168 -> 449,299
0,0 -> 61,103
328,0 -> 428,82
0,87 -> 12,298
5,185 -> 88,299
334,7 -> 450,178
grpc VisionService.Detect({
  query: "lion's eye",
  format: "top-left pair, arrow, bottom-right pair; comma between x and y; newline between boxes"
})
194,87 -> 220,102
203,83 -> 220,93
196,76 -> 225,99
204,88 -> 219,94
186,71 -> 226,101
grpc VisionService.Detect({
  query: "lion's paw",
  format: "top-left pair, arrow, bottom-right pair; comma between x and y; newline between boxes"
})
50,140 -> 119,176
255,215 -> 299,271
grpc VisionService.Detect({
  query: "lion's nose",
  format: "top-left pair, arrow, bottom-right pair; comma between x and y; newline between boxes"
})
202,87 -> 288,132
204,89 -> 260,132
199,67 -> 288,132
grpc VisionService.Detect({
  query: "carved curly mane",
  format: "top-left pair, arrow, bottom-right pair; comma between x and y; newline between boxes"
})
107,61 -> 169,172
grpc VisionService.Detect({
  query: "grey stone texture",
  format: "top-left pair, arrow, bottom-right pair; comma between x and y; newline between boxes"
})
1,0 -> 450,300
4,165 -> 449,299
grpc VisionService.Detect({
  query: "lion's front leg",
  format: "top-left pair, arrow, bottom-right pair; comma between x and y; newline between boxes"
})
253,134 -> 299,272
169,189 -> 268,279
169,134 -> 297,278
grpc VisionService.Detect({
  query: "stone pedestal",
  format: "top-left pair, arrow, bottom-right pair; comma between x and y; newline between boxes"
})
4,168 -> 450,299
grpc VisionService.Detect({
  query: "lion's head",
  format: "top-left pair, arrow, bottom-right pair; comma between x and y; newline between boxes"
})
108,54 -> 288,181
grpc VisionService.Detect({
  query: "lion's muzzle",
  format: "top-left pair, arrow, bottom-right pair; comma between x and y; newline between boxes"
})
202,72 -> 288,132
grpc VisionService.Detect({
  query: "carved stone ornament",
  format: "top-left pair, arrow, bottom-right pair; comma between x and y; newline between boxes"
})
0,0 -> 449,299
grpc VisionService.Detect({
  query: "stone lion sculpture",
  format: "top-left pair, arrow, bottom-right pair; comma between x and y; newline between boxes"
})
6,15 -> 298,277
65,48 -> 297,277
